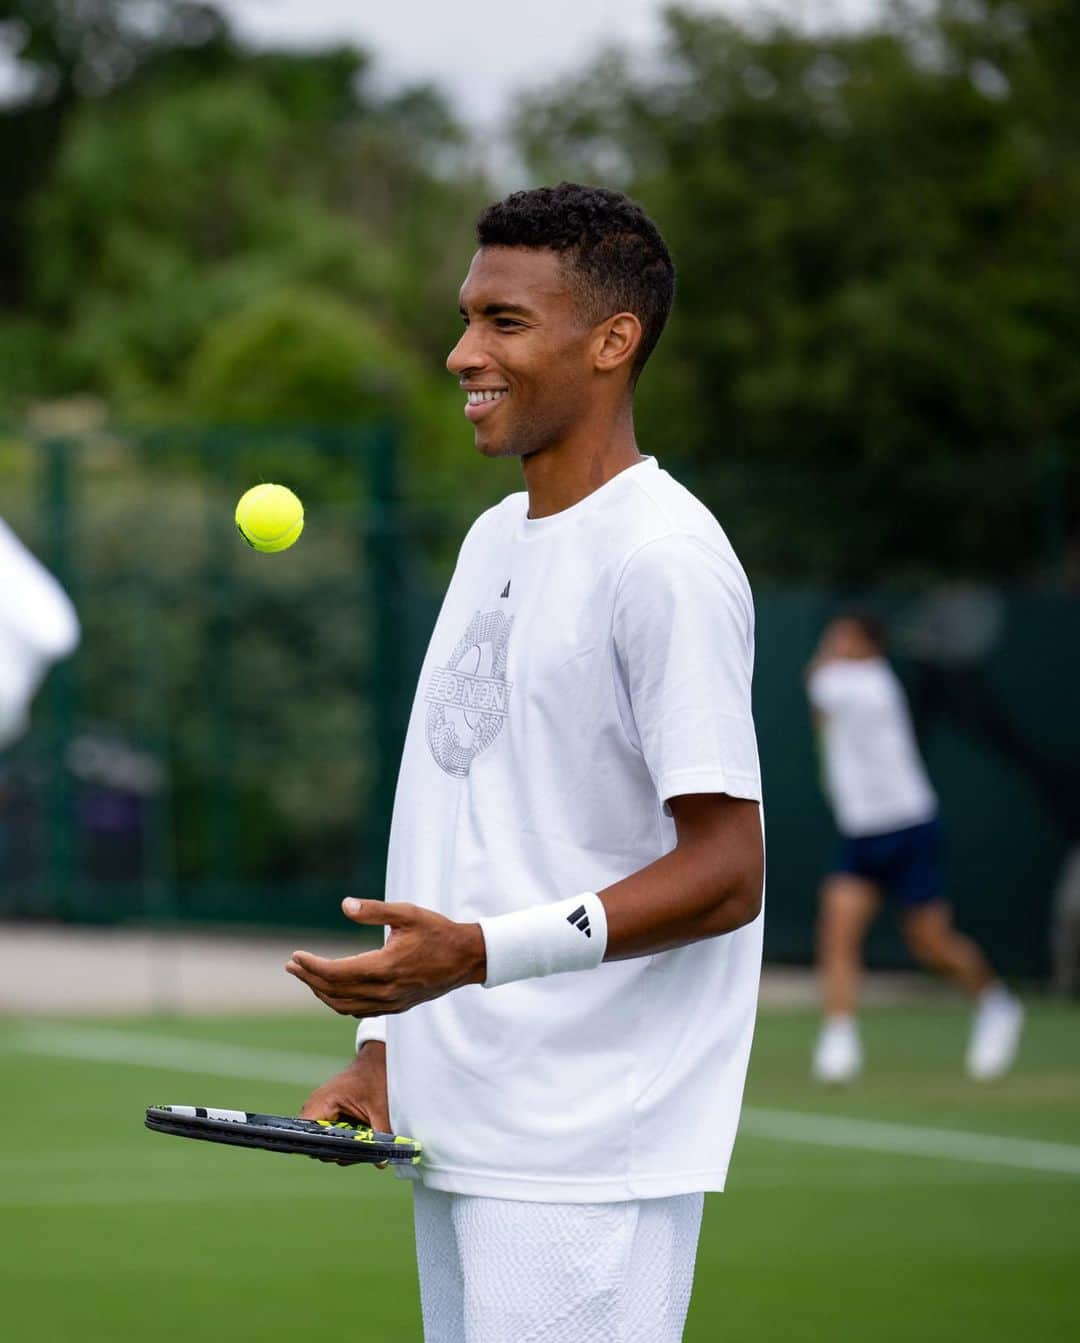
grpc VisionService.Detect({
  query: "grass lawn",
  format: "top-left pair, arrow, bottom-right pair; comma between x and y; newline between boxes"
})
1,1001 -> 1077,1341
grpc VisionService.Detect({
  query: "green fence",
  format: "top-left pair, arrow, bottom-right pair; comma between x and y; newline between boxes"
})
1,431 -> 1077,977
0,428 -> 423,929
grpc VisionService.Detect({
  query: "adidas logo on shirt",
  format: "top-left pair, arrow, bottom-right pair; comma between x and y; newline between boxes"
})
500,579 -> 511,599
566,905 -> 592,938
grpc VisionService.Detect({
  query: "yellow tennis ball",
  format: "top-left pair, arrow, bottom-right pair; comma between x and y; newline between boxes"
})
235,483 -> 304,553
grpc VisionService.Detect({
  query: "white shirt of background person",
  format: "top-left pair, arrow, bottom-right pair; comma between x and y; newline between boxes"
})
808,655 -> 937,839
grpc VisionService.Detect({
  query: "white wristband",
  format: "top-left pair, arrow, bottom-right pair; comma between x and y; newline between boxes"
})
355,1017 -> 387,1052
479,892 -> 608,989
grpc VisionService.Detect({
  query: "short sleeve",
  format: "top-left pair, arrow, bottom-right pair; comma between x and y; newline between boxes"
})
612,533 -> 761,813
355,1016 -> 387,1051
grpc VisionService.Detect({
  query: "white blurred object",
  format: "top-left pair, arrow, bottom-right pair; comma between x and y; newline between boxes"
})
965,988 -> 1024,1081
811,1016 -> 862,1084
892,584 -> 1006,666
0,517 -> 81,749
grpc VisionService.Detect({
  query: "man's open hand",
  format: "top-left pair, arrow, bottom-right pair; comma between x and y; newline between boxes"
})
286,898 -> 487,1017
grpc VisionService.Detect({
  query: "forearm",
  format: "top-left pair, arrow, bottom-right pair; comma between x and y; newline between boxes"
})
478,794 -> 763,987
287,797 -> 763,1012
601,800 -> 763,960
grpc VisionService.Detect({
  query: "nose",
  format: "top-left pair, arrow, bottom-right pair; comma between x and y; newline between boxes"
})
446,325 -> 486,378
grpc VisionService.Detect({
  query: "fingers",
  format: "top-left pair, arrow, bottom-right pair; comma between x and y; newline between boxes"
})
288,905 -> 421,993
286,946 -> 393,997
306,1094 -> 391,1168
285,961 -> 389,1017
288,944 -> 399,994
299,1092 -> 340,1122
356,1094 -> 391,1138
285,912 -> 427,1016
338,1091 -> 390,1134
286,951 -> 378,994
341,898 -> 416,929
287,948 -> 381,983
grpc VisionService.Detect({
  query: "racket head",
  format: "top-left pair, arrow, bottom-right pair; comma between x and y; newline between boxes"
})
145,1105 -> 421,1166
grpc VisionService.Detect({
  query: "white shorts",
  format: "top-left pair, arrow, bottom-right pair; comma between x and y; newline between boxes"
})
412,1184 -> 704,1343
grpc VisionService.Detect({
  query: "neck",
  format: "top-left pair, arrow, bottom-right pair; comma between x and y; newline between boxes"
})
521,399 -> 643,520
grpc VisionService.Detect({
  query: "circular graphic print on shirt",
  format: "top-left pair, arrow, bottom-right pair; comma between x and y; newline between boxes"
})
425,609 -> 514,778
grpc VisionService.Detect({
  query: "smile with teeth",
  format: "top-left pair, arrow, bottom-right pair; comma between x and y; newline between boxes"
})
466,389 -> 508,405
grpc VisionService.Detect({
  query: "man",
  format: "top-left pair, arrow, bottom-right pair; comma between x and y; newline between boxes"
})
289,184 -> 764,1343
807,612 -> 1023,1084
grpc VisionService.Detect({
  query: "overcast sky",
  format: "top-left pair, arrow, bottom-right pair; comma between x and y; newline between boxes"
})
216,0 -> 875,126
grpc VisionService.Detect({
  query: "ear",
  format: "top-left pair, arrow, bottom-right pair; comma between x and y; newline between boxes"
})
592,312 -> 642,376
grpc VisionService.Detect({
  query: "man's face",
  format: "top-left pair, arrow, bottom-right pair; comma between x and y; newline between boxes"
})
446,246 -> 597,460
821,618 -> 878,661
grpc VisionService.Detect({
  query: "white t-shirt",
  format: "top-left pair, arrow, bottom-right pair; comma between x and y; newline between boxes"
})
370,457 -> 763,1202
808,657 -> 937,838
0,519 -> 81,750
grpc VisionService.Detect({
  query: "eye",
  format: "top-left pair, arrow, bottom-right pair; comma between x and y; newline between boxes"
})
494,318 -> 522,330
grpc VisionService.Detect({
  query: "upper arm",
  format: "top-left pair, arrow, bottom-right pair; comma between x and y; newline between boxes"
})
669,792 -> 764,918
612,533 -> 761,814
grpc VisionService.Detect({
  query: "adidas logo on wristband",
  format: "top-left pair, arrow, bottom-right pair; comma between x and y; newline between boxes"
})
566,905 -> 592,938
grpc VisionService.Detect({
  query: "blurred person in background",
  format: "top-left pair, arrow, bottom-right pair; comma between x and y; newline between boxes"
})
807,612 -> 1022,1083
0,517 -> 81,754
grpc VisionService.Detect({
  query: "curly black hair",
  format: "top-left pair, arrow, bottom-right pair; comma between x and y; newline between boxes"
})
475,183 -> 675,381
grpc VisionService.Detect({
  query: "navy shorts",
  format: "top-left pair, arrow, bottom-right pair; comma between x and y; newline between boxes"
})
831,817 -> 944,907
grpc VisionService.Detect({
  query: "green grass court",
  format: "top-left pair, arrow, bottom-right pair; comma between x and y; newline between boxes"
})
2,1002 -> 1077,1342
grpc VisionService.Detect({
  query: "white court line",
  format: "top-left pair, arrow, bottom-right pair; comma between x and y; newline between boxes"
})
12,1025 -> 345,1086
0,1179 -> 372,1209
740,1108 -> 1080,1177
12,1025 -> 1080,1179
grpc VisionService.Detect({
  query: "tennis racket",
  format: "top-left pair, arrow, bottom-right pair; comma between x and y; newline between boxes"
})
145,1105 -> 421,1166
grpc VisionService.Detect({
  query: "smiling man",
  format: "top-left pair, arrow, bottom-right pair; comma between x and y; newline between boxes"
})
290,184 -> 765,1343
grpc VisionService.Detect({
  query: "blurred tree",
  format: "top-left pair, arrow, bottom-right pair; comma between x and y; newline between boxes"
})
187,289 -> 413,426
0,2 -> 487,434
511,0 -> 1080,579
4,0 -> 1077,581
0,1 -> 231,305
25,72 -> 397,411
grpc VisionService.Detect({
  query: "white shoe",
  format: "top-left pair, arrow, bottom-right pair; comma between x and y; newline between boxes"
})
812,1017 -> 862,1084
966,989 -> 1024,1080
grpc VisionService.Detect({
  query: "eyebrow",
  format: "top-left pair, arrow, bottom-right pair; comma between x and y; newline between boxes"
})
458,302 -> 536,319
